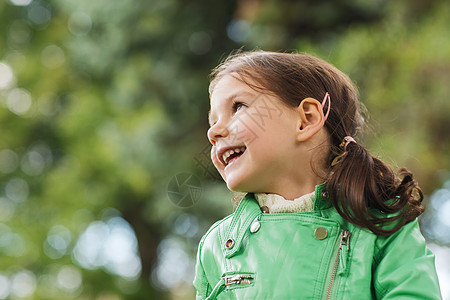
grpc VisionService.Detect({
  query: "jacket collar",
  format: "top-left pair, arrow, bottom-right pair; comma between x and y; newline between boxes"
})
313,182 -> 333,211
223,183 -> 332,259
224,192 -> 261,259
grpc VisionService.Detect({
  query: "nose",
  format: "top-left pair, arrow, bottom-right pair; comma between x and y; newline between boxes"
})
207,121 -> 229,146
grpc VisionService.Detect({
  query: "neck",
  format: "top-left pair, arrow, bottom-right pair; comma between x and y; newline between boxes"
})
262,175 -> 323,200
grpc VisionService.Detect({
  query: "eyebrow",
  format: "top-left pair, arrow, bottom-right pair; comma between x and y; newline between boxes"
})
208,91 -> 255,125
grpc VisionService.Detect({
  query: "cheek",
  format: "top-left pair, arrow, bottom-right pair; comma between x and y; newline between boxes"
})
228,115 -> 260,144
239,114 -> 270,142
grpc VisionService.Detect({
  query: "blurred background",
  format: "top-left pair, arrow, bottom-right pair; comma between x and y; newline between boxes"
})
0,0 -> 449,299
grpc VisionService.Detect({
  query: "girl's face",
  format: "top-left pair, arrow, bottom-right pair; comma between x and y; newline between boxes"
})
207,74 -> 305,194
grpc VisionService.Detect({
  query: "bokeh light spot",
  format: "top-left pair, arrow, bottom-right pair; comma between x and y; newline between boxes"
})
27,1 -> 52,25
21,147 -> 47,176
68,12 -> 92,36
41,45 -> 65,69
173,213 -> 199,238
0,149 -> 19,174
438,200 -> 450,228
3,233 -> 27,257
0,274 -> 10,299
6,88 -> 32,116
44,225 -> 72,259
0,62 -> 15,90
73,216 -> 142,279
9,0 -> 32,6
7,21 -> 31,49
5,178 -> 29,203
11,270 -> 36,298
0,198 -> 15,222
152,237 -> 194,290
227,19 -> 251,42
57,265 -> 82,293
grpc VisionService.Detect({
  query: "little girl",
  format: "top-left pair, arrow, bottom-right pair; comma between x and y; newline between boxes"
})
194,51 -> 442,299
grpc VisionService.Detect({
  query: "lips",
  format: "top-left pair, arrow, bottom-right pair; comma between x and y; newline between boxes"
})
217,145 -> 247,166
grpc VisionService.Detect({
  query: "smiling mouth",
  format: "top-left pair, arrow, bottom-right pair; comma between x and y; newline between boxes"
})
223,146 -> 246,166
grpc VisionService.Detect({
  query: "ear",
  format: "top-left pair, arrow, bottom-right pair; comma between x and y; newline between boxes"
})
295,97 -> 325,142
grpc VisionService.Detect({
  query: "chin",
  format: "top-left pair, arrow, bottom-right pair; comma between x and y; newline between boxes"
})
226,180 -> 243,192
226,178 -> 254,193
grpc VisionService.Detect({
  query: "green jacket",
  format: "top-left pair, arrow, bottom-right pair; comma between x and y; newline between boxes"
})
193,184 -> 442,299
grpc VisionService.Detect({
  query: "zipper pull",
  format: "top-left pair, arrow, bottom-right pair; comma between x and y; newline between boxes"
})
224,274 -> 254,286
206,274 -> 254,300
338,230 -> 351,275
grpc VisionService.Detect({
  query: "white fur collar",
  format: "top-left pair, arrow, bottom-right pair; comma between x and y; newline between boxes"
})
254,191 -> 315,213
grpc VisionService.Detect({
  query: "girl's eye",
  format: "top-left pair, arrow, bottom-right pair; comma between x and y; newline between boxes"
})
232,101 -> 246,112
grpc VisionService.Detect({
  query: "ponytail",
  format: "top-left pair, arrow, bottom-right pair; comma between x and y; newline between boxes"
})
326,138 -> 424,236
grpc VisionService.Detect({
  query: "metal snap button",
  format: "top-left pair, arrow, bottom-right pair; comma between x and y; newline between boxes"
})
261,206 -> 270,213
314,227 -> 328,240
321,191 -> 329,199
225,238 -> 234,249
250,220 -> 261,233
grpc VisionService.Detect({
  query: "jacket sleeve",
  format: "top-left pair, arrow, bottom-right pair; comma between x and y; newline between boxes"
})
372,219 -> 442,299
193,234 -> 212,300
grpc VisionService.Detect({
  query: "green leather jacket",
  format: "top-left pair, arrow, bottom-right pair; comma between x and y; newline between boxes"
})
193,184 -> 442,299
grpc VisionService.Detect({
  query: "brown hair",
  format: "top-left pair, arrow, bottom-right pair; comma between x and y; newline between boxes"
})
209,50 -> 424,236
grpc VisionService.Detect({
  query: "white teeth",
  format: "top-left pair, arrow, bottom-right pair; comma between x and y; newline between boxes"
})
222,147 -> 246,165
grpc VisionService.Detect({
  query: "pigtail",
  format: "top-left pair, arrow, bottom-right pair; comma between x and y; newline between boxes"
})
327,139 -> 424,236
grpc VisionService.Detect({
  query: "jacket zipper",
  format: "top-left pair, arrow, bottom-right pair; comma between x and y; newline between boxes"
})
206,274 -> 254,300
224,274 -> 254,286
325,230 -> 351,300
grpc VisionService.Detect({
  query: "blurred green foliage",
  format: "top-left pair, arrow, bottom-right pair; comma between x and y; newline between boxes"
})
0,0 -> 449,299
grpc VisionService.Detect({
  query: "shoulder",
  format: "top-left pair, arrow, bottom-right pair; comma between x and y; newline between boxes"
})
197,214 -> 233,255
370,218 -> 441,298
373,218 -> 427,261
198,193 -> 260,253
